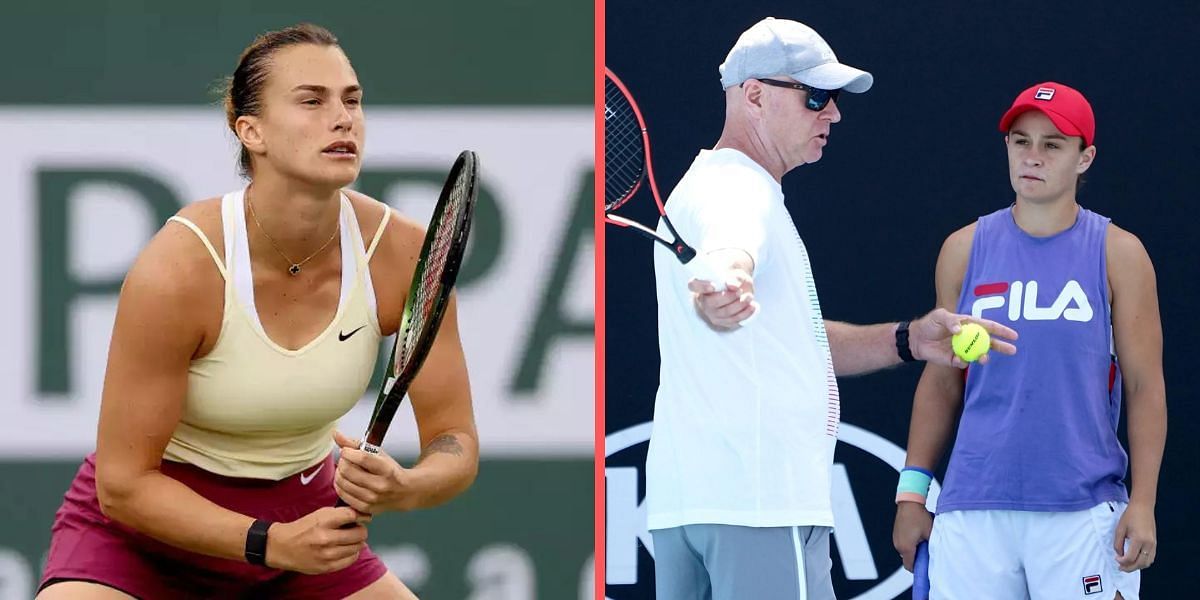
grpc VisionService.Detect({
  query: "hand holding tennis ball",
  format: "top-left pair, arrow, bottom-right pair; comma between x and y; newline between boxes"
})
952,322 -> 991,363
908,309 -> 1016,368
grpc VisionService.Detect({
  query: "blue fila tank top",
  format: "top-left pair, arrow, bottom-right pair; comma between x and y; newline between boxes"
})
936,205 -> 1129,513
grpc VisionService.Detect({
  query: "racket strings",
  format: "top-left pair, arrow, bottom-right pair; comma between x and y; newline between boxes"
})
395,175 -> 467,373
604,76 -> 646,210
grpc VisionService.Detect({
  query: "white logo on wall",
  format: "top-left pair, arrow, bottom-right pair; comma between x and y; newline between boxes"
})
604,422 -> 940,600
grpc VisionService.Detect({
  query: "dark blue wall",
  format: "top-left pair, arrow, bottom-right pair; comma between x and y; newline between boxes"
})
605,2 -> 1199,598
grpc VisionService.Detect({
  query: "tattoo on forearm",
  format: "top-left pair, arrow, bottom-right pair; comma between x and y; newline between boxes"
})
417,434 -> 464,464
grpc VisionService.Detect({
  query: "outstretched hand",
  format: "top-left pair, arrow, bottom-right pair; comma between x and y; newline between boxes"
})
688,270 -> 757,330
909,308 -> 1018,368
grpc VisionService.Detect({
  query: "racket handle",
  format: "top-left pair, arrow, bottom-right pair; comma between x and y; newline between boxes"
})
334,487 -> 355,527
685,253 -> 760,326
913,541 -> 930,599
331,441 -> 381,511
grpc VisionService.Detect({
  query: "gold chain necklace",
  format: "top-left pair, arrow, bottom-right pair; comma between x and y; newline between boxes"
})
246,187 -> 340,276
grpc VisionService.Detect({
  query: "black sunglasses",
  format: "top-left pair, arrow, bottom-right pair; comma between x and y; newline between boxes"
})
752,78 -> 841,111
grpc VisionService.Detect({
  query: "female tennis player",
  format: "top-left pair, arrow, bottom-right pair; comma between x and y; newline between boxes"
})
893,82 -> 1164,599
36,23 -> 478,599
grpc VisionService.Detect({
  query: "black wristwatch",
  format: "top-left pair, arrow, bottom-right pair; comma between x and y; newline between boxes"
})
895,320 -> 917,363
245,519 -> 273,566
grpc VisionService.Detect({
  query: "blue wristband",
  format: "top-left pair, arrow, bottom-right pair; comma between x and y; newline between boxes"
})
896,467 -> 933,497
903,466 -> 934,479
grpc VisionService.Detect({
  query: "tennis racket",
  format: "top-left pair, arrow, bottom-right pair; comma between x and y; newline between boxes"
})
912,541 -> 930,600
337,151 -> 477,509
604,68 -> 729,288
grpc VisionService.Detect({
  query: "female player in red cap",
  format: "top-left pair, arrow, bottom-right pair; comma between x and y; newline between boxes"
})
894,82 -> 1166,600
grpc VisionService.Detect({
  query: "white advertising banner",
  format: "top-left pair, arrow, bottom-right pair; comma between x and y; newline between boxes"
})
1,108 -> 595,459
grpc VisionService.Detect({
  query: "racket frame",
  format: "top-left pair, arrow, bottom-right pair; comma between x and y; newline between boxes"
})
360,150 -> 478,453
604,68 -> 698,264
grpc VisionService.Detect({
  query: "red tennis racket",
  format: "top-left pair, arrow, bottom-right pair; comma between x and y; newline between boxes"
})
604,68 -> 727,287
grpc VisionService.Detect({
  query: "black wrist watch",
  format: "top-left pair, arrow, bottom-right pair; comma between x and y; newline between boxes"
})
895,320 -> 917,363
245,519 -> 273,566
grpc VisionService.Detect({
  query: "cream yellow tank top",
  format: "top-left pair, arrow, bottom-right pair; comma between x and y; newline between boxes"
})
162,189 -> 389,480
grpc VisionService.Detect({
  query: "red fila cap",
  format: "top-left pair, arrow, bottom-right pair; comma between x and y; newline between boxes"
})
998,82 -> 1095,146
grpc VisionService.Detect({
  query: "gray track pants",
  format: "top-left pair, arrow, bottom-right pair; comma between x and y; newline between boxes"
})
651,524 -> 836,600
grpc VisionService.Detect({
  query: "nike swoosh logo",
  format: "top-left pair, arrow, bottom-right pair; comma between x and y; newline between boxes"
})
338,325 -> 367,342
299,463 -> 325,485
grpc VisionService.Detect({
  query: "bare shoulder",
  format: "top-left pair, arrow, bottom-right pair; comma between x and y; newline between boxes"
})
1106,223 -> 1152,264
935,222 -> 977,280
1106,223 -> 1156,292
933,222 -> 976,308
344,189 -> 425,262
174,196 -> 223,229
940,222 -> 977,261
128,197 -> 225,302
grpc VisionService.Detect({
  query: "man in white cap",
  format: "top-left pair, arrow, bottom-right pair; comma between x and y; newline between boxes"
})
645,17 -> 1018,598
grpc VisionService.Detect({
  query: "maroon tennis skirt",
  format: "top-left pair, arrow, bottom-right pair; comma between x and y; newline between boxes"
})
40,452 -> 387,599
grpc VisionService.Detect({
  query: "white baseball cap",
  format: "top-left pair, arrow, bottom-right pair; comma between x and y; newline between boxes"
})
719,17 -> 874,93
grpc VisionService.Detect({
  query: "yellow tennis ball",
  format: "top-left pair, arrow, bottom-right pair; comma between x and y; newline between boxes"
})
952,322 -> 990,363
